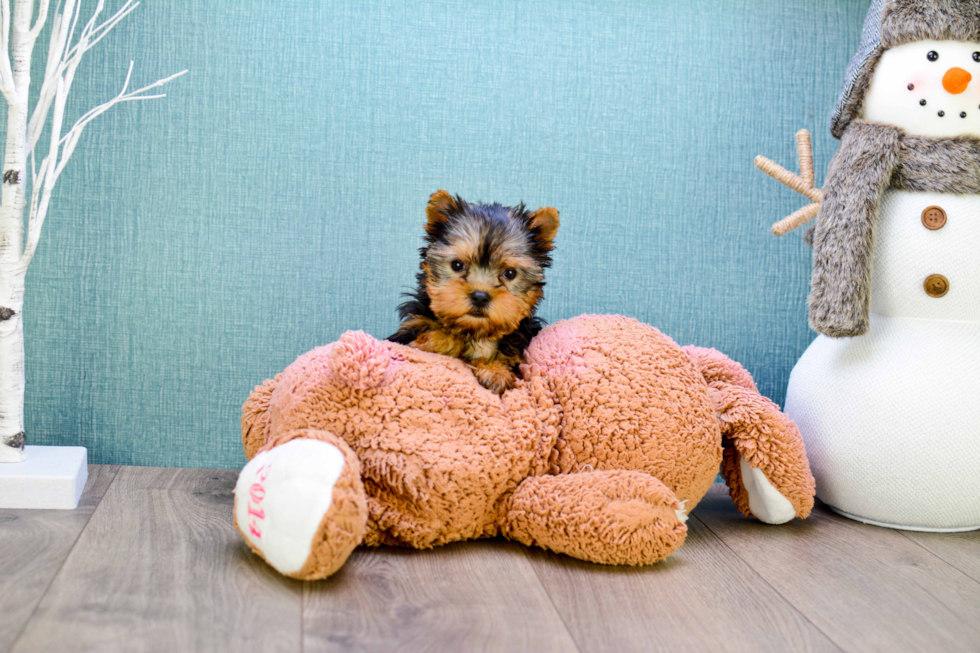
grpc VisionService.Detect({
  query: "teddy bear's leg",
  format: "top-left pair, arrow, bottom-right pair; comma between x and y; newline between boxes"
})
683,346 -> 815,523
501,470 -> 689,565
234,429 -> 368,580
241,374 -> 280,460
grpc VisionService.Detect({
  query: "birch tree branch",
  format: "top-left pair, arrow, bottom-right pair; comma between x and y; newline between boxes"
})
0,0 -> 17,101
27,1 -> 76,151
26,0 -> 142,155
64,0 -> 138,63
20,62 -> 187,268
28,0 -> 49,39
56,65 -> 186,177
0,0 -> 8,53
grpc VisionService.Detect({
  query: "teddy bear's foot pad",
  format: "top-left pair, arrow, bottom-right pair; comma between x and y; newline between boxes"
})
235,438 -> 346,574
739,455 -> 796,525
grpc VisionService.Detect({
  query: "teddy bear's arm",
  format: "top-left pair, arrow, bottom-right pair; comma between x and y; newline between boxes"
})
500,470 -> 688,566
683,345 -> 815,523
710,382 -> 816,523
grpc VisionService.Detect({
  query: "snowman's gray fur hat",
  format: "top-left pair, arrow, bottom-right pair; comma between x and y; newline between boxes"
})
831,0 -> 980,139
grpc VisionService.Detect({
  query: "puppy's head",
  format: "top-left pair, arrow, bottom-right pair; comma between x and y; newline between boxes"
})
420,190 -> 558,339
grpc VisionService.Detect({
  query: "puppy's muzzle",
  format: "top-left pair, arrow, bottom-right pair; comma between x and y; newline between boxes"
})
469,291 -> 491,310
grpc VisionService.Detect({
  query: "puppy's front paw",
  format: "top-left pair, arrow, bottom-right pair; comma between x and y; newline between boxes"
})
471,362 -> 517,395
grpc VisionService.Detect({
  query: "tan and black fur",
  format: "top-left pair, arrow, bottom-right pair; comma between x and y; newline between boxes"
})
388,190 -> 559,394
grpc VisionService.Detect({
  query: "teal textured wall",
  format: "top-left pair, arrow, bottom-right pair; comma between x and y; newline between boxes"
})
10,0 -> 869,468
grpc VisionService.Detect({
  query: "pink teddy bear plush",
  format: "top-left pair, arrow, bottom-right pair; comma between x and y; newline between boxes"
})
235,315 -> 815,580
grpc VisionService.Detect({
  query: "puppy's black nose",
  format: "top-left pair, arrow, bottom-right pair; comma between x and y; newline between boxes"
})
470,291 -> 491,309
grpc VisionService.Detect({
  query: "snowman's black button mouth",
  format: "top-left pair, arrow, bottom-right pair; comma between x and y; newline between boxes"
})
938,111 -> 946,117
920,99 -> 928,106
961,112 -> 968,119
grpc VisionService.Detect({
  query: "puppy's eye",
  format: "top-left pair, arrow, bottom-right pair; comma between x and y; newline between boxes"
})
451,260 -> 464,272
503,268 -> 517,280
927,51 -> 939,62
974,52 -> 980,62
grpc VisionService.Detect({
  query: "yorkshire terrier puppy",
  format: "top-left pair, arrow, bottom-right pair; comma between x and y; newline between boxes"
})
388,190 -> 559,394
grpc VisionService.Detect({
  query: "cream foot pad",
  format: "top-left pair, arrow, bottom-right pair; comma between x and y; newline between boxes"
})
739,455 -> 796,525
235,439 -> 346,575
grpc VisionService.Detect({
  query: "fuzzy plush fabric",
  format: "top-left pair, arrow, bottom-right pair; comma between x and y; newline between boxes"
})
832,0 -> 980,138
809,121 -> 903,337
237,315 -> 815,580
892,134 -> 980,193
503,470 -> 689,565
684,345 -> 816,518
524,315 -> 722,507
880,0 -> 980,48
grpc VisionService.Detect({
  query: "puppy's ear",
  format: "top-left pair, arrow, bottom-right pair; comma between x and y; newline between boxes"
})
528,207 -> 559,245
425,190 -> 460,236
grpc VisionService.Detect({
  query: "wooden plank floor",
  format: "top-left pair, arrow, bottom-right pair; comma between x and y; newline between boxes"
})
1,467 -> 977,653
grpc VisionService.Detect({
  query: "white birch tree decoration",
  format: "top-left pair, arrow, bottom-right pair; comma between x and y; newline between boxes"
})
0,0 -> 185,462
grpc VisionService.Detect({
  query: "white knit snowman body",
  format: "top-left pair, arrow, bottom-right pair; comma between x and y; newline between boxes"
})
785,38 -> 980,531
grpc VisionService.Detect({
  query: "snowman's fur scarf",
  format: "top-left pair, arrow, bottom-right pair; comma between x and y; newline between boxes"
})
833,0 -> 980,139
809,121 -> 902,337
892,134 -> 980,193
808,119 -> 980,337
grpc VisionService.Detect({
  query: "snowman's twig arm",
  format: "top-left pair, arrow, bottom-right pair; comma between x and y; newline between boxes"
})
771,202 -> 820,237
754,156 -> 823,203
755,129 -> 823,236
797,130 -> 815,187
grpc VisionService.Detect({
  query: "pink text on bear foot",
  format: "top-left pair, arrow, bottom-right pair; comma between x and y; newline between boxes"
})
247,463 -> 271,539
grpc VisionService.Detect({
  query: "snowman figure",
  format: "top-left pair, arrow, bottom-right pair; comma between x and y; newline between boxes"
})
757,0 -> 980,532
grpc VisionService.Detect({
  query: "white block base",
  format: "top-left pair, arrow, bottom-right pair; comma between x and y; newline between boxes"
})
0,446 -> 88,510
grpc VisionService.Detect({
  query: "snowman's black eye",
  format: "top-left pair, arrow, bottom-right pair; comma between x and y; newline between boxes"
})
451,260 -> 464,272
974,52 -> 980,62
927,51 -> 939,62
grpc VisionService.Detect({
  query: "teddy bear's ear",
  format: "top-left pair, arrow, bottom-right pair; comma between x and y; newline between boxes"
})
329,331 -> 391,391
425,190 -> 462,236
528,206 -> 559,246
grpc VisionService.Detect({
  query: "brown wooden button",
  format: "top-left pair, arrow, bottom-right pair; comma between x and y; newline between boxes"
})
924,274 -> 949,298
922,206 -> 947,230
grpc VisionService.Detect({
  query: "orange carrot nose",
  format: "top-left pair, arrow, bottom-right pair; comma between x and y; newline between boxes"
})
943,67 -> 972,94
